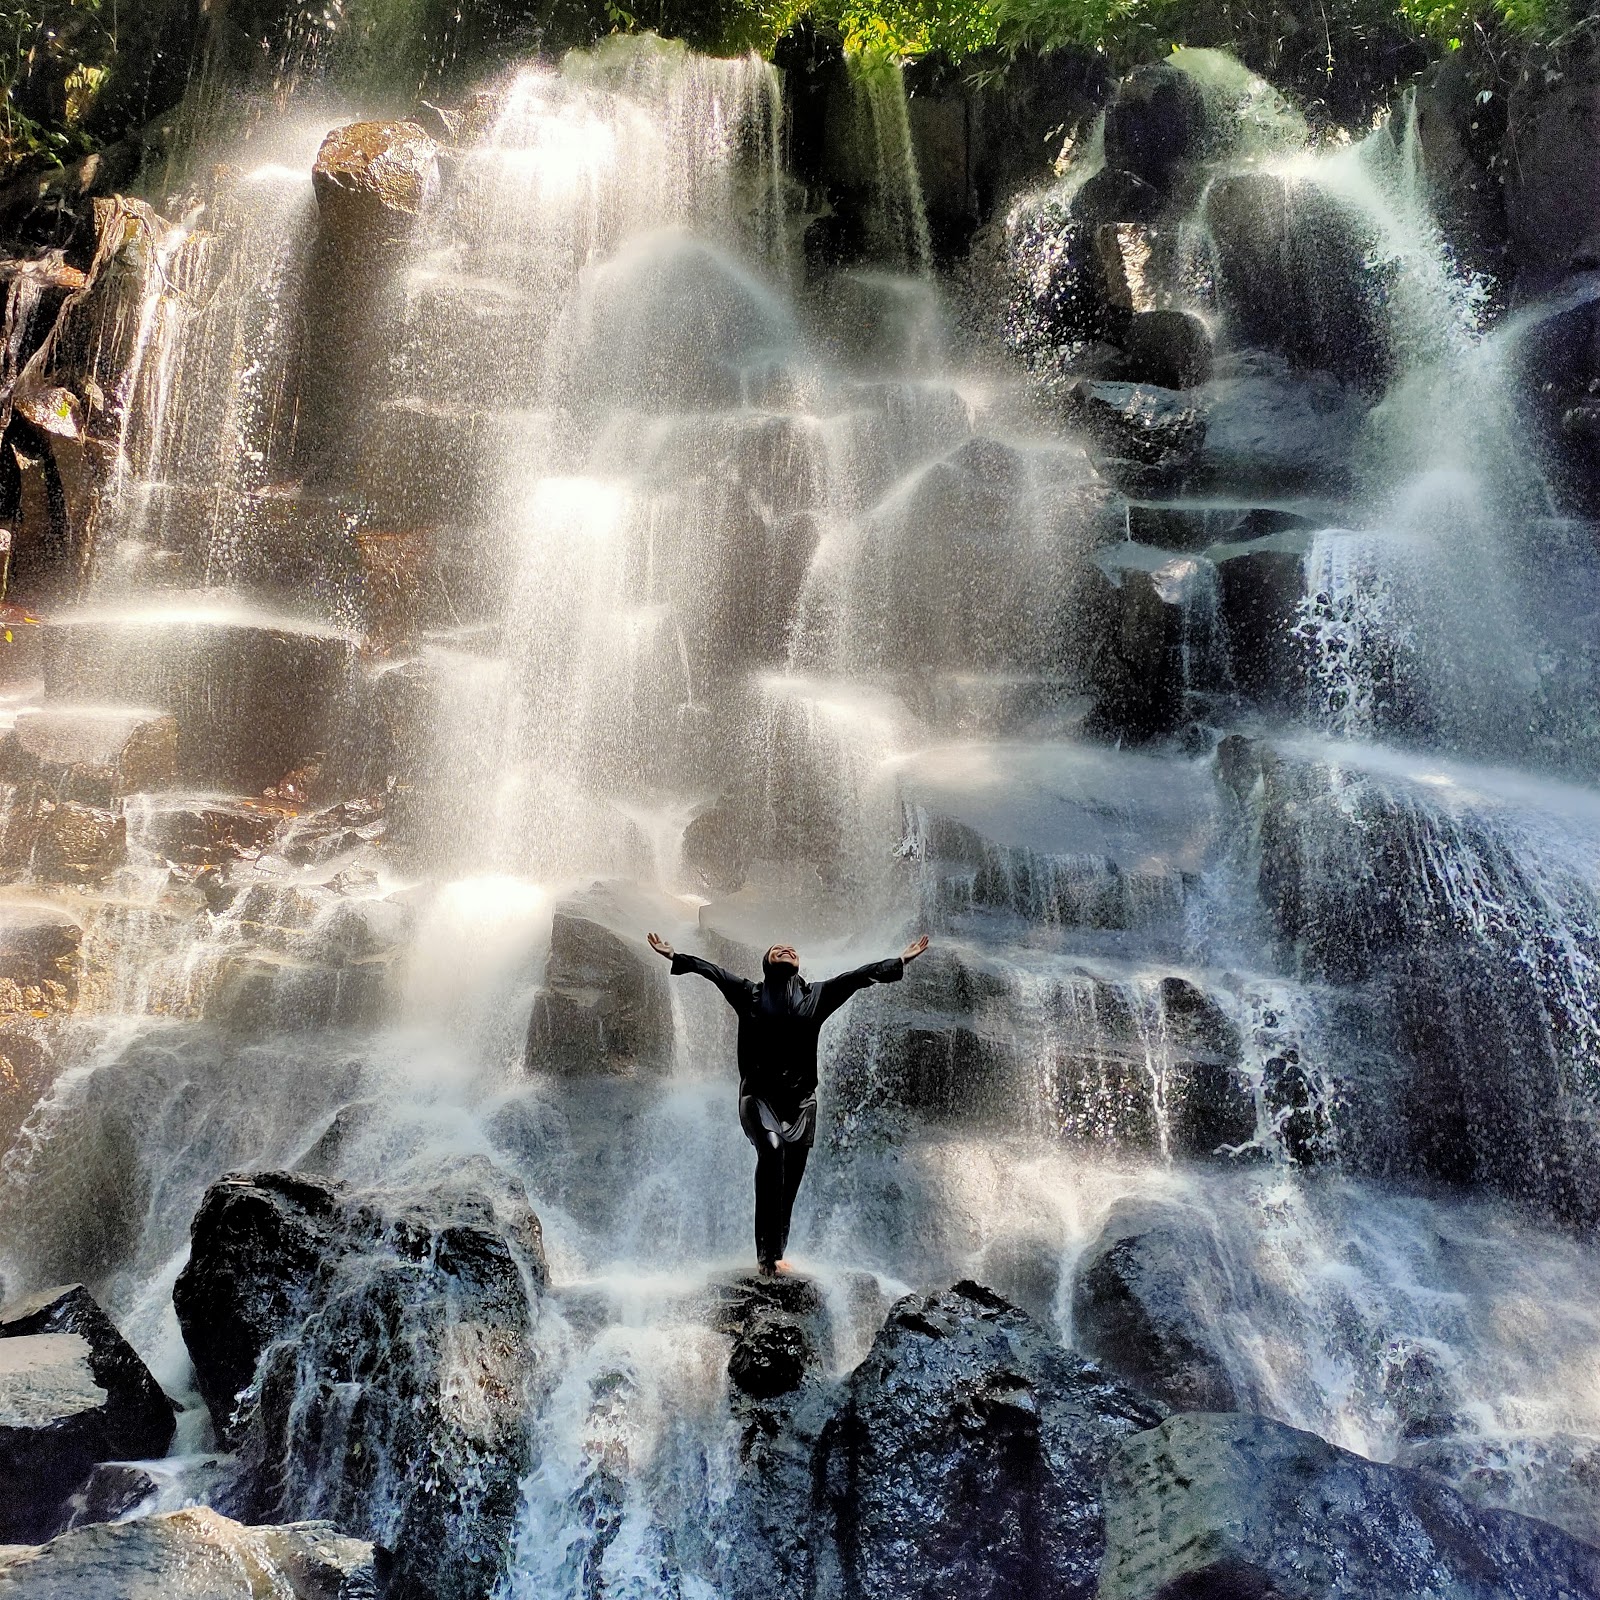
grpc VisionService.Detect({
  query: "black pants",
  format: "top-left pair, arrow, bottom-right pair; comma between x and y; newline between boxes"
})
739,1095 -> 813,1267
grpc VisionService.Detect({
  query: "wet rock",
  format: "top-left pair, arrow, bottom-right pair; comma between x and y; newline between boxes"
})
1190,351 -> 1367,494
0,1286 -> 175,1465
3,709 -> 178,805
561,234 -> 796,413
1503,69 -> 1600,285
1063,380 -> 1204,468
1088,542 -> 1226,740
312,120 -> 440,247
728,1305 -> 816,1400
1070,1197 -> 1242,1412
815,1281 -> 1165,1600
175,1165 -> 545,1600
30,802 -> 124,885
1401,1430 -> 1600,1547
1206,526 -> 1314,705
0,1333 -> 109,1542
1379,1334 -> 1468,1443
63,1462 -> 160,1528
40,609 -> 359,793
528,880 -> 676,1078
1120,307 -> 1212,388
135,799 -> 282,868
1098,1411 -> 1600,1600
0,1025 -> 57,1153
1102,62 -> 1213,197
1405,55 -> 1507,280
0,908 -> 78,1017
0,1505 -> 384,1599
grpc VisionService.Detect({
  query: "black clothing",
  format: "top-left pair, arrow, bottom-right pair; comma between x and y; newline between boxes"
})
740,1093 -> 812,1268
669,952 -> 905,1119
671,951 -> 905,1264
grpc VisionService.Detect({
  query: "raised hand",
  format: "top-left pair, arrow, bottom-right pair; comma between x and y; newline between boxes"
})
901,935 -> 929,964
647,931 -> 675,960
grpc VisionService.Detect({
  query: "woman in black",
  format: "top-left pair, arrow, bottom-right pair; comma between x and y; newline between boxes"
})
646,931 -> 930,1275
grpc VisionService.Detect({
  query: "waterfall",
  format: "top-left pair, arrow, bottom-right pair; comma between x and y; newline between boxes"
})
3,23 -> 1600,1599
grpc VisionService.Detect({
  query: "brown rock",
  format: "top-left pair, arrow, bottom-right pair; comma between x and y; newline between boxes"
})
312,120 -> 440,246
30,803 -> 124,885
8,708 -> 178,804
0,907 -> 78,1017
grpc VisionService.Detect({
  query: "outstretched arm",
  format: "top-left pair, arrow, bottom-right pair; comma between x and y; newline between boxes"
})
812,936 -> 929,1023
647,932 -> 754,1011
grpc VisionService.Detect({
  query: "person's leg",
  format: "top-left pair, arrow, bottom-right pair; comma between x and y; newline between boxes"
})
774,1139 -> 810,1263
740,1096 -> 782,1270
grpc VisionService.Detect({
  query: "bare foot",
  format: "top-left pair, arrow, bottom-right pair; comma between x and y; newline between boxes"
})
773,1259 -> 792,1274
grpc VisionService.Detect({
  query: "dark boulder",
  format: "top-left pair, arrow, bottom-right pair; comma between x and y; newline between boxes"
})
0,1505 -> 385,1598
1070,1197 -> 1242,1413
63,1461 -> 161,1528
0,1285 -> 175,1462
1063,380 -> 1205,468
1099,1411 -> 1600,1600
1205,170 -> 1397,392
174,1165 -> 547,1600
1121,307 -> 1213,388
1102,62 -> 1212,197
0,1285 -> 176,1543
816,1280 -> 1164,1600
727,1304 -> 817,1401
1502,67 -> 1600,287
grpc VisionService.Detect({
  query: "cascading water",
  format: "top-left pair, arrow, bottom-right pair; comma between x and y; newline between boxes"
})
2,22 -> 1600,1600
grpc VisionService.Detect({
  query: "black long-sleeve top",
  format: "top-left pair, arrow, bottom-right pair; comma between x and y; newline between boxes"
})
670,952 -> 904,1118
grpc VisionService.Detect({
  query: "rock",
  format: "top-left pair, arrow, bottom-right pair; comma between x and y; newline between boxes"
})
1401,1430 -> 1600,1547
1088,542 -> 1227,740
1205,170 -> 1397,392
0,1025 -> 57,1153
0,1286 -> 175,1465
172,1170 -> 340,1444
1503,68 -> 1600,286
29,802 -> 125,885
2,709 -> 177,806
1070,1197 -> 1242,1412
1405,55 -> 1507,280
527,880 -> 677,1078
63,1462 -> 160,1528
1120,307 -> 1212,388
1206,526 -> 1314,705
1102,62 -> 1212,196
1063,380 -> 1205,468
0,1505 -> 384,1598
560,234 -> 796,413
816,1281 -> 1165,1600
1098,1411 -> 1600,1600
0,908 -> 79,1017
1190,351 -> 1367,494
0,1333 -> 109,1542
40,606 -> 360,793
727,1306 -> 817,1401
312,120 -> 440,247
133,799 -> 282,868
174,1165 -> 546,1600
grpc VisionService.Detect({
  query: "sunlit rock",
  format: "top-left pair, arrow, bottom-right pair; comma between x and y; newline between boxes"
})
312,120 -> 440,246
175,1165 -> 545,1600
1063,379 -> 1205,468
1099,1412 -> 1600,1600
0,907 -> 79,1017
817,1281 -> 1164,1600
0,1286 -> 175,1543
1071,1197 -> 1243,1412
30,802 -> 125,885
0,1506 -> 383,1599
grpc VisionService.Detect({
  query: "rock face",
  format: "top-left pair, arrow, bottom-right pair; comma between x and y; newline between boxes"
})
312,121 -> 441,245
1099,1412 -> 1600,1600
1503,70 -> 1600,284
0,1285 -> 175,1543
1070,1198 -> 1242,1412
174,1166 -> 547,1600
815,1281 -> 1164,1600
0,1505 -> 384,1599
527,881 -> 677,1077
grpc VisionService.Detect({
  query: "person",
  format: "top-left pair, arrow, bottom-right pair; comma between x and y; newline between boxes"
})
646,930 -> 930,1276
